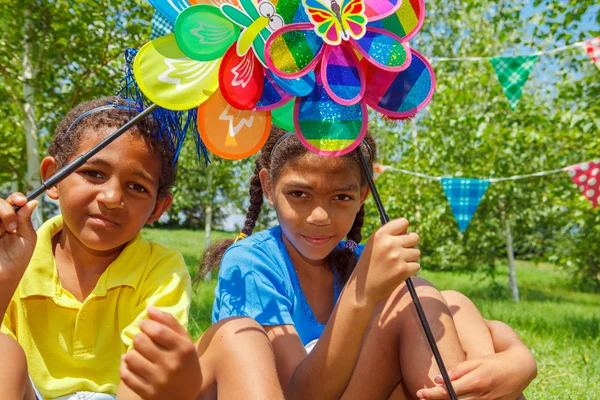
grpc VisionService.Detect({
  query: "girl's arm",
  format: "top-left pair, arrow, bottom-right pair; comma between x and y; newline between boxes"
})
266,218 -> 421,400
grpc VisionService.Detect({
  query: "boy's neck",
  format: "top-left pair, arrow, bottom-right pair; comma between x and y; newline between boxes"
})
52,225 -> 126,302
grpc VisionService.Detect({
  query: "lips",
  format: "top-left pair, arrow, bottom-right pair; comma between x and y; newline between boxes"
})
301,235 -> 334,246
88,214 -> 119,227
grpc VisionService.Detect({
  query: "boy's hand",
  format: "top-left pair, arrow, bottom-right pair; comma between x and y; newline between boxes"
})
355,218 -> 421,305
120,306 -> 202,400
0,193 -> 38,281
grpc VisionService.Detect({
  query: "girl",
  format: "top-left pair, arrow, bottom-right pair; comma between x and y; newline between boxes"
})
205,127 -> 537,399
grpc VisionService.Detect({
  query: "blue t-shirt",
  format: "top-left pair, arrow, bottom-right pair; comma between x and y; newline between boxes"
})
212,226 -> 364,345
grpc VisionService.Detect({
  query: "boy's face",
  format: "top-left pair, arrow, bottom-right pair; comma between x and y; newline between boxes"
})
260,152 -> 369,263
41,127 -> 172,252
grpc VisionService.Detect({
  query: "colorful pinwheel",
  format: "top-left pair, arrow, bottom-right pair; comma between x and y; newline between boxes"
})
134,0 -> 314,159
264,0 -> 436,156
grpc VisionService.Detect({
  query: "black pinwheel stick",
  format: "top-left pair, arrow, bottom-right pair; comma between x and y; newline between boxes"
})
357,148 -> 458,400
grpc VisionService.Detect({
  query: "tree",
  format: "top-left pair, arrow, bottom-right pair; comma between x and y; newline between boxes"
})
0,0 -> 152,223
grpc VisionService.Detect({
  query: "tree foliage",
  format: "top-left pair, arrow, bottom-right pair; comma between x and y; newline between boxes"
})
366,0 -> 599,291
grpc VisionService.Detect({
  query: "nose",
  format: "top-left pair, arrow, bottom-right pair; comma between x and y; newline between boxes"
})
307,204 -> 331,226
97,179 -> 125,210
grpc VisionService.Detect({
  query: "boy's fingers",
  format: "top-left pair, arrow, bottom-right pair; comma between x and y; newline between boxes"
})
132,332 -> 163,363
140,319 -> 182,350
120,359 -> 154,400
16,200 -> 39,238
123,349 -> 157,383
147,306 -> 188,336
0,198 -> 18,232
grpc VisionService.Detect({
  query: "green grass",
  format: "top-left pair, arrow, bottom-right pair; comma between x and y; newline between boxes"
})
142,227 -> 600,399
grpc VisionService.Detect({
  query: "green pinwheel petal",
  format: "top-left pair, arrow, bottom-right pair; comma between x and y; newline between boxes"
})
175,5 -> 240,61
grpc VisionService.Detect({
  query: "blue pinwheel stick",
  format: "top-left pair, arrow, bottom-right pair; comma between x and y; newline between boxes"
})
356,149 -> 458,400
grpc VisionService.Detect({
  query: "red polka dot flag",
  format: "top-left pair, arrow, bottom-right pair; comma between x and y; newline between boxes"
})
566,159 -> 600,208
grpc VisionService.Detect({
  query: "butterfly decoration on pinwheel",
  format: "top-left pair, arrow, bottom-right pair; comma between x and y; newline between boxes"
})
264,0 -> 436,156
134,0 -> 315,159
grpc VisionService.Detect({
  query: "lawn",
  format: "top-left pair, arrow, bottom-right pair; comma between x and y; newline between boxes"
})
142,227 -> 600,399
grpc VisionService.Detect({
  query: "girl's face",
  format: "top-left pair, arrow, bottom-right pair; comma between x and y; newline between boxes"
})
260,152 -> 369,264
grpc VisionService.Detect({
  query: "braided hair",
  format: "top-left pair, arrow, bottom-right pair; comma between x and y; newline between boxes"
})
198,126 -> 376,284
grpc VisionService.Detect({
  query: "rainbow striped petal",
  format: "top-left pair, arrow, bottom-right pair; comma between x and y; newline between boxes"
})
364,49 -> 435,118
362,0 -> 402,21
274,0 -> 311,24
321,44 -> 364,106
295,71 -> 367,157
269,70 -> 315,97
265,23 -> 324,79
350,26 -> 411,71
255,72 -> 294,111
367,0 -> 424,42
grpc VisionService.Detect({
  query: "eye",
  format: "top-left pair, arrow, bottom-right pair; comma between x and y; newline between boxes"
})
82,170 -> 104,179
258,1 -> 276,17
129,183 -> 149,193
268,14 -> 284,31
334,194 -> 353,201
289,190 -> 308,198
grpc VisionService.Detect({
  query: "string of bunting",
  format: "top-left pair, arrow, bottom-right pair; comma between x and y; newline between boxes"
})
375,159 -> 600,232
430,37 -> 600,111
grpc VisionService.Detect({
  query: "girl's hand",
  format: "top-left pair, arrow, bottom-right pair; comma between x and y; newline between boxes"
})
355,218 -> 421,305
120,307 -> 202,400
416,351 -> 534,400
0,193 -> 38,281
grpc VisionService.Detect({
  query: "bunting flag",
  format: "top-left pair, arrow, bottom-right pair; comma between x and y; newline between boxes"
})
150,10 -> 173,40
441,178 -> 491,232
490,55 -> 539,110
582,37 -> 600,70
566,160 -> 600,208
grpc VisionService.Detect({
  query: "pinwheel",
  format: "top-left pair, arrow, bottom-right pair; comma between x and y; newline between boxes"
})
264,0 -> 435,156
135,0 -> 315,159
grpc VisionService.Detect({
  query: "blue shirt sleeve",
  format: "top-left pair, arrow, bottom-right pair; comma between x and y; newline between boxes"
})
212,243 -> 294,326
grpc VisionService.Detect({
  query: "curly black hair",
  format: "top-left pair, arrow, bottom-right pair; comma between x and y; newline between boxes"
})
49,96 -> 177,199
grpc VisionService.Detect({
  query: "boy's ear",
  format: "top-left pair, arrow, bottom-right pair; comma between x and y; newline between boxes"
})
40,156 -> 59,200
146,193 -> 173,225
258,168 -> 274,206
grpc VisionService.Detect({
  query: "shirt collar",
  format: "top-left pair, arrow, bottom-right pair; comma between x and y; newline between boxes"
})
19,215 -> 149,299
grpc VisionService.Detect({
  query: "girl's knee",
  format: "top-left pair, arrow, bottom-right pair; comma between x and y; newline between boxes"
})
197,317 -> 269,355
0,333 -> 27,364
441,290 -> 471,308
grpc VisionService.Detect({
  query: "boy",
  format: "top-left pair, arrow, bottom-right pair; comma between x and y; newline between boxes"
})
0,97 -> 191,399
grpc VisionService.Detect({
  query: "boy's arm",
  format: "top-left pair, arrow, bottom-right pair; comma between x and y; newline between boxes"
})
0,194 -> 38,321
116,381 -> 142,400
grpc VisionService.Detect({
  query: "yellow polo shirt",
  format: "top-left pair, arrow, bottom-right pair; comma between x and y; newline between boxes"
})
1,215 -> 192,399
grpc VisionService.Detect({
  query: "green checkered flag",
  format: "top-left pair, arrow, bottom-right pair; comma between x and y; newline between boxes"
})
151,10 -> 174,40
491,55 -> 538,110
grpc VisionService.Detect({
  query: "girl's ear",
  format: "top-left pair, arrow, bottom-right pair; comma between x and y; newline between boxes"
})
259,168 -> 275,206
359,185 -> 370,206
40,156 -> 59,200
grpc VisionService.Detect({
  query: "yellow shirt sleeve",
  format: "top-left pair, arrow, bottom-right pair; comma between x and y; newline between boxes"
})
1,293 -> 18,341
120,248 -> 192,350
